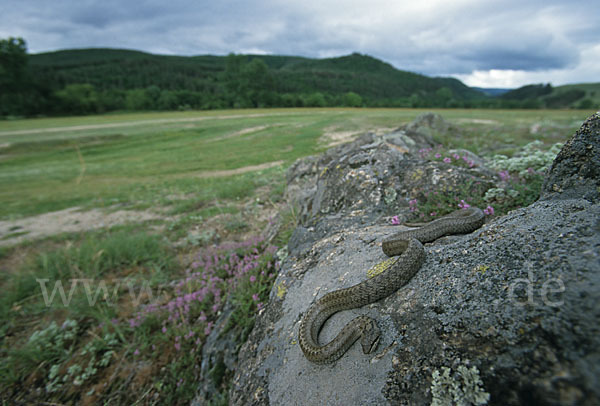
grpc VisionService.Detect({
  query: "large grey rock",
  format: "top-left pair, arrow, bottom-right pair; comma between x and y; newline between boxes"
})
230,114 -> 600,405
541,112 -> 600,203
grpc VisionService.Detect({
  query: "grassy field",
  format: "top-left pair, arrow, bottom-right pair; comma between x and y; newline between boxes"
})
0,108 -> 591,220
0,107 -> 594,404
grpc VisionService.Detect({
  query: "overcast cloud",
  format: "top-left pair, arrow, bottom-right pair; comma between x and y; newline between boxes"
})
1,0 -> 598,88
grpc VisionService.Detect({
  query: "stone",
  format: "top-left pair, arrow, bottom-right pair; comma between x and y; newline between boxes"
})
541,112 -> 600,203
229,113 -> 600,405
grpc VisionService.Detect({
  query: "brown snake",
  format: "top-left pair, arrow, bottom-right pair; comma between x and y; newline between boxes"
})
298,207 -> 485,364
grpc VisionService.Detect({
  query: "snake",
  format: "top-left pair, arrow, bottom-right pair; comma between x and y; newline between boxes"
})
298,207 -> 485,364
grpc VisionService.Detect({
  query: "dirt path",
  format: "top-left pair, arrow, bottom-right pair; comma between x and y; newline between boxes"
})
196,160 -> 284,178
0,112 -> 293,137
0,207 -> 169,247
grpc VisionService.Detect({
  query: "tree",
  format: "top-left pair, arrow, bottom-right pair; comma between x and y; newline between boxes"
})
240,58 -> 273,107
1,37 -> 31,116
342,92 -> 362,107
125,89 -> 150,111
304,92 -> 327,107
0,37 -> 28,92
55,84 -> 99,114
223,55 -> 274,107
434,87 -> 453,107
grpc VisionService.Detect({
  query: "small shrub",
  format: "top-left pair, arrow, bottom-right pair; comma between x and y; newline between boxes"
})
487,141 -> 562,175
1,319 -> 79,388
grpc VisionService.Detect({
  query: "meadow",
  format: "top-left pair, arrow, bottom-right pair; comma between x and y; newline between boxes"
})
0,108 -> 592,404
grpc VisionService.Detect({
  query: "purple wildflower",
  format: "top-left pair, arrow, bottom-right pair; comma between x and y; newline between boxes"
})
252,293 -> 259,302
434,153 -> 442,159
443,157 -> 452,164
453,153 -> 460,160
458,200 -> 471,209
391,215 -> 400,225
498,170 -> 510,181
484,205 -> 495,215
409,199 -> 418,212
249,275 -> 256,283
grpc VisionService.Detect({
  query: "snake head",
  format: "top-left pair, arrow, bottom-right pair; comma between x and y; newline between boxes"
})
360,319 -> 381,354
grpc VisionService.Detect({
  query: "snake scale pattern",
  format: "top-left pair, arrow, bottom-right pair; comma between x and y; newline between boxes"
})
298,207 -> 485,364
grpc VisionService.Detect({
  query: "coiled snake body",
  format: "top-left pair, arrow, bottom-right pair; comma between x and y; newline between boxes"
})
298,207 -> 485,364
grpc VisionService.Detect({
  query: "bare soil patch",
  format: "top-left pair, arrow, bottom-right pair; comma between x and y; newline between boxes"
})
0,113 -> 289,137
0,207 -> 169,246
320,127 -> 395,148
208,125 -> 274,142
455,118 -> 499,125
196,160 -> 284,178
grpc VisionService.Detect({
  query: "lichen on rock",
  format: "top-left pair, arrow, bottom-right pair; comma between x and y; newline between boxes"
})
430,364 -> 490,406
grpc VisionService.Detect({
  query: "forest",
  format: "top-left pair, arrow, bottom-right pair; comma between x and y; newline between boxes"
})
1,37 -> 598,117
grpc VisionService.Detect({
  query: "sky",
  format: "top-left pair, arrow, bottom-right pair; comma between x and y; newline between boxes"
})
1,0 -> 598,88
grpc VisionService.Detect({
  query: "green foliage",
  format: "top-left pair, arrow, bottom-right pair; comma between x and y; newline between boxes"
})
1,42 -> 493,116
483,173 -> 544,214
544,89 -> 585,108
304,92 -> 327,107
500,83 -> 553,100
487,141 -> 562,175
32,230 -> 175,281
1,319 -> 79,387
0,231 -> 175,321
0,37 -> 28,90
482,140 -> 561,214
55,84 -> 100,114
46,331 -> 119,392
3,39 -> 599,116
0,37 -> 53,117
342,91 -> 363,107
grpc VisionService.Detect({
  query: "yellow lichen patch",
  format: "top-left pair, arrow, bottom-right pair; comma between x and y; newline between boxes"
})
474,264 -> 489,273
367,257 -> 399,278
276,282 -> 287,299
407,168 -> 425,182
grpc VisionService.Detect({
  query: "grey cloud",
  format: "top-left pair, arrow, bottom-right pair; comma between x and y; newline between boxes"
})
0,0 -> 597,85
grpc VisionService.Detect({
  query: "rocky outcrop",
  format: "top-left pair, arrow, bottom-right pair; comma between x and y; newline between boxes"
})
230,113 -> 600,405
541,112 -> 600,203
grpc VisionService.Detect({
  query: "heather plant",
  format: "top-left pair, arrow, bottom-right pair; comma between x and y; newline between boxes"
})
418,146 -> 477,169
481,140 -> 558,214
483,169 -> 544,214
398,140 -> 559,223
126,236 -> 280,403
402,180 -> 491,222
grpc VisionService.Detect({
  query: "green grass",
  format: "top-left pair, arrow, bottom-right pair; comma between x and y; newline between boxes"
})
0,108 -> 590,221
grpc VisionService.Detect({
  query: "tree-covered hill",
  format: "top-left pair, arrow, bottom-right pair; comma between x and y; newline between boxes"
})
26,49 -> 484,104
1,37 -> 598,117
499,82 -> 600,109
